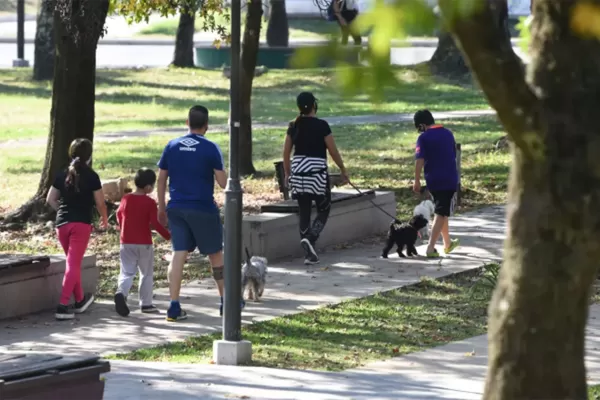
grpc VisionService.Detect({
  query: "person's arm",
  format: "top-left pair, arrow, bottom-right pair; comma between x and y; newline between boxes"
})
116,199 -> 124,228
324,134 -> 348,182
283,134 -> 293,181
333,0 -> 346,25
213,144 -> 227,189
157,168 -> 168,224
414,137 -> 425,193
148,199 -> 171,241
46,186 -> 60,211
93,189 -> 108,228
156,145 -> 169,225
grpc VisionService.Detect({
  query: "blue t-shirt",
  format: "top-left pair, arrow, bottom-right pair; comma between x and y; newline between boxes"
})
415,125 -> 458,191
157,133 -> 224,213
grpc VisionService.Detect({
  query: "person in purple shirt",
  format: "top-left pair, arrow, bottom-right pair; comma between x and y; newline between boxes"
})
412,110 -> 460,258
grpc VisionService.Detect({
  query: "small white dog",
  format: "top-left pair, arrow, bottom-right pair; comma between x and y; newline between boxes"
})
413,198 -> 435,240
242,248 -> 268,302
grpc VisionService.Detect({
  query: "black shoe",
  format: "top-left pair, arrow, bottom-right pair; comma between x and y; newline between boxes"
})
301,238 -> 319,265
74,294 -> 95,314
141,305 -> 160,314
114,293 -> 130,317
55,305 -> 75,321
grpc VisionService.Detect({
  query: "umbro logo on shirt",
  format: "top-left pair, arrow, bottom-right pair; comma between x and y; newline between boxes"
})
179,138 -> 200,152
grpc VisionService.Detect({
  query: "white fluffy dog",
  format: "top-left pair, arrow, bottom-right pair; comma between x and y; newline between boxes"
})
242,248 -> 268,302
413,198 -> 435,240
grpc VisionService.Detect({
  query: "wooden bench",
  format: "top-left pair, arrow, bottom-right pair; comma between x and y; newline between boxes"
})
0,353 -> 109,400
0,254 -> 98,320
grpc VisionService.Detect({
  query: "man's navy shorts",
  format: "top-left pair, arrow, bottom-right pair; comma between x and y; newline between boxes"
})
430,190 -> 456,217
167,208 -> 223,255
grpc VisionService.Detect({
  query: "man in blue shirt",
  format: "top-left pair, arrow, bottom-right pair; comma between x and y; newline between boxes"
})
157,105 -> 243,321
412,110 -> 460,258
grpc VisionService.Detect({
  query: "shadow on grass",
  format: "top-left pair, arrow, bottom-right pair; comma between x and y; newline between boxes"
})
113,273 -> 491,371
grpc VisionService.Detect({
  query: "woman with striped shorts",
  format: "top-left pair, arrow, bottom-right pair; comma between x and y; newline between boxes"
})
282,92 -> 349,265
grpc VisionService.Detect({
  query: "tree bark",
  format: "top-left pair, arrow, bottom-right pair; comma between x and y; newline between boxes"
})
33,0 -> 55,81
238,0 -> 262,176
430,0 -> 509,80
438,0 -> 600,398
266,0 -> 289,47
172,1 -> 196,68
4,0 -> 109,224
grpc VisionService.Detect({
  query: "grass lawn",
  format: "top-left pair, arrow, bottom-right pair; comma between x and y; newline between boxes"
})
591,385 -> 600,399
109,271 -> 492,370
138,15 -> 338,40
0,117 -> 508,297
0,67 -> 488,141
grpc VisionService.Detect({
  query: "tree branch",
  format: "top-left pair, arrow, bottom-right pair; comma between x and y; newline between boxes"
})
438,0 -> 540,156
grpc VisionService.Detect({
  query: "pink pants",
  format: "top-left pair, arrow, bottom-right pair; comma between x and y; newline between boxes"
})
56,222 -> 92,305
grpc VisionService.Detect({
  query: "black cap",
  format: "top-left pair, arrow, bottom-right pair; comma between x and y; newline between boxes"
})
297,92 -> 317,113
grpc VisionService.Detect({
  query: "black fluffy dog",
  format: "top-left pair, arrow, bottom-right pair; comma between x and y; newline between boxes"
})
381,215 -> 429,258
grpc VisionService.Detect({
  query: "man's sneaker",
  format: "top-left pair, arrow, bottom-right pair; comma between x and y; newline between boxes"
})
166,309 -> 188,322
426,248 -> 441,258
166,302 -> 187,322
114,293 -> 130,317
141,305 -> 160,314
55,304 -> 75,321
444,238 -> 460,254
301,238 -> 319,265
219,298 -> 247,316
73,294 -> 95,314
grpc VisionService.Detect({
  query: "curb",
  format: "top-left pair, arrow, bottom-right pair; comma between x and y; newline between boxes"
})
0,37 -> 523,47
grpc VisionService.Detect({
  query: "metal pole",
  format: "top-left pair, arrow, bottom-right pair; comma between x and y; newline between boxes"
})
223,0 -> 243,342
17,0 -> 25,60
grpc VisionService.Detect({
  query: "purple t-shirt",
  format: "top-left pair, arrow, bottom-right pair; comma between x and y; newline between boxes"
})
415,125 -> 458,191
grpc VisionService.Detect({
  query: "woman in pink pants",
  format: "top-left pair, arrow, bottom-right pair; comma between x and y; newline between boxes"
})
46,138 -> 108,321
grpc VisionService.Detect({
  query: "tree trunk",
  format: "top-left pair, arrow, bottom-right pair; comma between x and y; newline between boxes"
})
238,0 -> 262,176
430,0 -> 509,80
266,0 -> 289,47
33,0 -> 55,81
172,1 -> 196,68
437,0 -> 600,398
4,0 -> 109,224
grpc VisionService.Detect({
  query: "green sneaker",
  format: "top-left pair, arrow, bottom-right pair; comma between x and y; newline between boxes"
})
444,239 -> 460,254
426,249 -> 440,258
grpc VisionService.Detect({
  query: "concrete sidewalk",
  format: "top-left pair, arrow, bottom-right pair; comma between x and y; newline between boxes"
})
0,206 -> 504,357
0,109 -> 496,148
103,304 -> 600,400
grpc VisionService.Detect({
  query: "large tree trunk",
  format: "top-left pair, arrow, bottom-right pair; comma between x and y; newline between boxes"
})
33,0 -> 55,81
438,0 -> 600,398
171,1 -> 196,68
4,0 -> 109,224
238,0 -> 262,176
430,0 -> 509,79
266,0 -> 288,47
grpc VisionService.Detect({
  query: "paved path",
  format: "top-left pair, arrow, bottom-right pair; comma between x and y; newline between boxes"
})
103,305 -> 600,400
0,109 -> 496,149
0,206 -> 504,357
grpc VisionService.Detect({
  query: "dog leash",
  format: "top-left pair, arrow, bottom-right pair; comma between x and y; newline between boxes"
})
347,181 -> 400,222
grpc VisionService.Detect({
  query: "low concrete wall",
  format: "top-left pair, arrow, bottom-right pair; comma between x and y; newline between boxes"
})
242,190 -> 396,261
0,255 -> 98,320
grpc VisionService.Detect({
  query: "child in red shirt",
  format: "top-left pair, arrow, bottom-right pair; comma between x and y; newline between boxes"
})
114,168 -> 171,317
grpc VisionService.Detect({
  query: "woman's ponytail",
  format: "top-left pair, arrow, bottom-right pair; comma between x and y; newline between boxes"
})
64,139 -> 93,192
65,157 -> 83,192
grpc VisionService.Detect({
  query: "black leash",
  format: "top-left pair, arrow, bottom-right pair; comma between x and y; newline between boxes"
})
347,181 -> 400,223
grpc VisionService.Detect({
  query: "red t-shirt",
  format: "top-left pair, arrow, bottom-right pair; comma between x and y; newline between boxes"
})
117,194 -> 171,245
